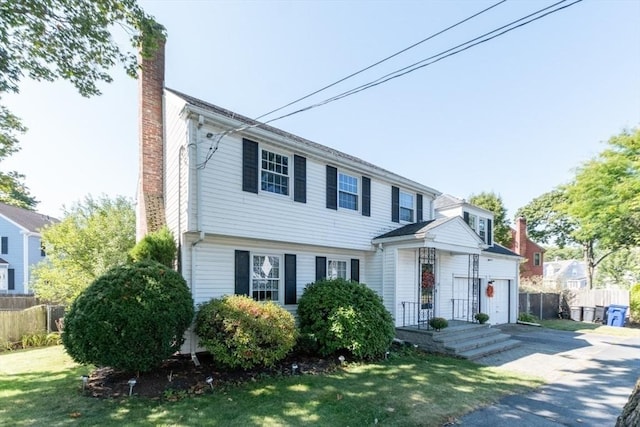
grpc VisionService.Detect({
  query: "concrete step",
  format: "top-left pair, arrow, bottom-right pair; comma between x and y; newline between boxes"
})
445,333 -> 513,354
432,327 -> 501,346
458,339 -> 521,360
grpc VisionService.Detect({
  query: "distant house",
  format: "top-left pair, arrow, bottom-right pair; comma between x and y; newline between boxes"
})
0,203 -> 57,294
543,259 -> 588,289
510,217 -> 545,279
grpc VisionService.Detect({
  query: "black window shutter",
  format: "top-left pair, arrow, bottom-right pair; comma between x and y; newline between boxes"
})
234,250 -> 250,296
8,268 -> 14,291
350,259 -> 360,282
362,177 -> 371,217
315,256 -> 327,281
242,138 -> 259,194
416,194 -> 423,222
284,254 -> 297,304
293,155 -> 306,203
463,211 -> 470,225
1,237 -> 7,254
326,166 -> 337,210
487,219 -> 493,245
391,186 -> 400,223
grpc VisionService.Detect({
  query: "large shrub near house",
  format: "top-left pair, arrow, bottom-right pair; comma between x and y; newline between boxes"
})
62,260 -> 194,372
128,225 -> 177,268
195,295 -> 297,370
631,284 -> 640,323
297,278 -> 395,359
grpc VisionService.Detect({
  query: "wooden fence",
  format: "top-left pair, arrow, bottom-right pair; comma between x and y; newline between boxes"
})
519,289 -> 631,321
0,295 -> 40,310
0,305 -> 47,343
563,289 -> 630,308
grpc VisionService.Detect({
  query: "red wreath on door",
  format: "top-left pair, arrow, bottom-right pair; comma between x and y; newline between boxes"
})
486,283 -> 494,298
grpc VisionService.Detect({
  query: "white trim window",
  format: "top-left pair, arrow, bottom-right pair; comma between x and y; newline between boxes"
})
478,218 -> 486,242
338,173 -> 358,210
533,252 -> 541,266
328,259 -> 348,280
261,149 -> 289,195
400,191 -> 414,222
252,254 -> 281,302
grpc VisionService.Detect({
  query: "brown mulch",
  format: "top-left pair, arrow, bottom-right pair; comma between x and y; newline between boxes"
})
84,351 -> 338,400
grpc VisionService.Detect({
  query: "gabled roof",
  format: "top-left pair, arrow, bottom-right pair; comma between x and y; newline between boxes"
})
373,219 -> 437,240
0,202 -> 58,233
0,258 -> 8,264
166,88 -> 441,197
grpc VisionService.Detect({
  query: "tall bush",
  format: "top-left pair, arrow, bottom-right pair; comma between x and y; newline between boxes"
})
129,225 -> 177,268
631,284 -> 640,323
195,295 -> 297,370
297,278 -> 395,359
62,260 -> 194,372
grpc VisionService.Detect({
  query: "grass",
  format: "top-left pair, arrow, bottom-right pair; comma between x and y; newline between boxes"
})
0,346 -> 542,426
540,319 -> 640,337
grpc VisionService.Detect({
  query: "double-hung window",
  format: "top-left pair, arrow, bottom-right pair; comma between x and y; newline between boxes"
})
478,218 -> 486,242
252,255 -> 281,302
338,173 -> 358,210
261,149 -> 289,195
399,191 -> 414,222
328,260 -> 348,280
533,252 -> 541,266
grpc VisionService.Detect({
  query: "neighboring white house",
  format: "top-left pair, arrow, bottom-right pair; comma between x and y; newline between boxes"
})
136,42 -> 521,355
544,259 -> 588,289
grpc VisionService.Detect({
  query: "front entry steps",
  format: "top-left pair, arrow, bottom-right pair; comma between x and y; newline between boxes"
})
395,321 -> 520,360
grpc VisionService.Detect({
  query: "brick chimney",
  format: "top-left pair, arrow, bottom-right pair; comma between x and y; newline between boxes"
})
137,37 -> 166,240
515,217 -> 527,256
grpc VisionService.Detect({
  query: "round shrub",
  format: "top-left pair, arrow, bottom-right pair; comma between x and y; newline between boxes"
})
297,278 -> 395,359
631,284 -> 640,323
429,317 -> 448,331
62,260 -> 194,372
474,312 -> 490,324
195,295 -> 297,370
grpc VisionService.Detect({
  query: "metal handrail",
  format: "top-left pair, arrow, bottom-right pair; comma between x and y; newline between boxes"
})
400,301 -> 433,329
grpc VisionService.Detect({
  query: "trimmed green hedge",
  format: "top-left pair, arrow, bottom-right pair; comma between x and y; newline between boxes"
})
195,295 -> 297,370
62,261 -> 194,372
297,278 -> 395,359
631,284 -> 640,323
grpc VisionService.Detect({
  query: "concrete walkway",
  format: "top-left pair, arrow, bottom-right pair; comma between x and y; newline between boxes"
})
458,324 -> 640,427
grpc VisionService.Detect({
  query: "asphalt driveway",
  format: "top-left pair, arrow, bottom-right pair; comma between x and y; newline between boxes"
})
459,324 -> 640,426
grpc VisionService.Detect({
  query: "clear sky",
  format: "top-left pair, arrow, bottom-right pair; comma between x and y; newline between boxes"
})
3,0 -> 639,221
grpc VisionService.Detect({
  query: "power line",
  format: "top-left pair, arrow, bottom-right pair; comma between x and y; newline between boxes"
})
199,0 -> 583,168
253,0 -> 507,122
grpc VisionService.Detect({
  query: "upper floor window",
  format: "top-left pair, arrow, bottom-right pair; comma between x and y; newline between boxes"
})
261,150 -> 289,195
328,259 -> 348,279
478,218 -> 486,242
338,173 -> 358,210
533,252 -> 541,266
252,254 -> 281,302
40,243 -> 46,257
1,237 -> 7,255
400,191 -> 414,222
466,213 -> 477,231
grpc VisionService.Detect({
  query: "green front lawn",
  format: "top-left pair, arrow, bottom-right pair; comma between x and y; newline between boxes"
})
1,346 -> 542,426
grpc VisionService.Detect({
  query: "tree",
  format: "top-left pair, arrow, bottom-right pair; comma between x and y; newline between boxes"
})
595,248 -> 640,289
31,195 -> 135,305
564,128 -> 640,288
543,245 -> 583,262
515,189 -> 577,247
0,0 -> 165,209
468,191 -> 512,246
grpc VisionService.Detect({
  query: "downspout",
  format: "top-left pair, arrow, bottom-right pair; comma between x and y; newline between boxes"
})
189,114 -> 205,366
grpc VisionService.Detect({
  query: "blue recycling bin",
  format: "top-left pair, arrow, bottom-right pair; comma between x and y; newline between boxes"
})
606,305 -> 628,327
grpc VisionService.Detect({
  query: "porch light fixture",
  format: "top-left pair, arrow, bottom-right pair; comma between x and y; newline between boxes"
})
127,378 -> 137,396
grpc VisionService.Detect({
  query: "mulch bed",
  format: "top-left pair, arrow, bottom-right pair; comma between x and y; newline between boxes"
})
84,351 -> 339,400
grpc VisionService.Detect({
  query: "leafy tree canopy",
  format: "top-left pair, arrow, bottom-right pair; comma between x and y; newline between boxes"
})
31,195 -> 136,305
468,191 -> 512,247
515,188 -> 577,248
0,0 -> 165,210
543,245 -> 583,262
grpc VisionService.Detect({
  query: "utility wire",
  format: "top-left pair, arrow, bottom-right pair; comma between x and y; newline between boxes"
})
253,0 -> 507,122
199,0 -> 582,168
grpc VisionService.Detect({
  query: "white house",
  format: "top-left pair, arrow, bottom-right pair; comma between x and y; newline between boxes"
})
136,41 -> 521,355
